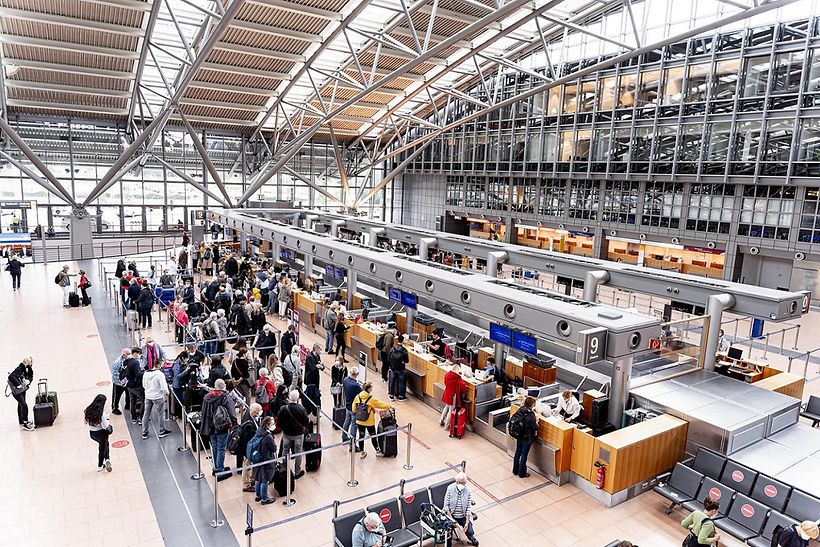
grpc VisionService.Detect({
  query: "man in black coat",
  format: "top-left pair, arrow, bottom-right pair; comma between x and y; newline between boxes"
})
206,279 -> 220,302
280,324 -> 296,359
238,403 -> 263,492
302,343 -> 325,417
6,254 -> 25,291
254,325 -> 278,362
126,278 -> 142,309
224,255 -> 239,278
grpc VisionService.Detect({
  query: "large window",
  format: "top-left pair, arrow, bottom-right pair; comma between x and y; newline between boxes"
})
465,176 -> 486,208
771,51 -> 805,94
568,180 -> 599,220
538,179 -> 565,217
601,181 -> 638,224
642,182 -> 683,228
711,59 -> 741,100
684,63 -> 711,102
743,56 -> 771,97
445,176 -> 464,207
487,177 -> 509,211
686,184 -> 734,234
738,185 -> 794,240
799,187 -> 820,244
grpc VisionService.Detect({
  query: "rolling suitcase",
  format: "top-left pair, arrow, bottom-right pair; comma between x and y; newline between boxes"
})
126,309 -> 138,330
68,290 -> 80,308
273,462 -> 295,496
449,406 -> 467,439
332,406 -> 346,431
35,379 -> 59,417
187,411 -> 211,451
377,420 -> 398,457
304,432 -> 322,471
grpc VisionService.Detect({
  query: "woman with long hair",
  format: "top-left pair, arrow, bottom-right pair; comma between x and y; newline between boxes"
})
84,394 -> 112,472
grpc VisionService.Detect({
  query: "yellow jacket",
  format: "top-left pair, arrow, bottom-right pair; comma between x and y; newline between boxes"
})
352,391 -> 391,427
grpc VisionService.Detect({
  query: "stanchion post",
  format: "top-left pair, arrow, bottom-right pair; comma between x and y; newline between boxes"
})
794,324 -> 801,350
788,356 -> 794,373
347,437 -> 358,487
210,469 -> 225,528
192,426 -> 205,480
734,318 -> 740,341
763,335 -> 769,360
780,329 -> 786,354
461,460 -> 467,472
403,424 -> 414,471
804,351 -> 812,378
283,455 -> 296,506
177,396 -> 190,453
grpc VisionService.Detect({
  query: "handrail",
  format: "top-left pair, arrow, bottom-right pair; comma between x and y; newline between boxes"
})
33,234 -> 178,263
787,346 -> 820,379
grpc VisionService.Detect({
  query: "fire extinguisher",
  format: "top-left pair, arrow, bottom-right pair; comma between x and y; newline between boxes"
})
594,461 -> 606,490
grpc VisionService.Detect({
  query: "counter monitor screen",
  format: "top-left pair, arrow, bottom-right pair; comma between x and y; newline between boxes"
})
324,264 -> 334,277
360,298 -> 372,310
408,333 -> 420,342
400,290 -> 417,309
489,323 -> 512,346
727,347 -> 743,360
512,331 -> 538,355
388,288 -> 402,303
334,266 -> 345,279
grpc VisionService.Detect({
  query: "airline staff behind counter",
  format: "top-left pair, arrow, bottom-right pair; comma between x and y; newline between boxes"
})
554,390 -> 581,423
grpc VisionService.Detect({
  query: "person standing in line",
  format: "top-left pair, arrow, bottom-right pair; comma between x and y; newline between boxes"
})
282,346 -> 302,393
136,280 -> 156,329
378,324 -> 395,384
303,343 -> 325,418
681,497 -> 720,546
141,337 -> 166,370
440,364 -> 467,427
252,416 -> 277,505
84,394 -> 112,472
387,335 -> 409,401
78,269 -> 91,306
124,348 -> 145,425
56,264 -> 73,307
201,378 -> 237,478
7,357 -> 34,431
334,315 -> 349,361
443,473 -> 479,547
255,324 -> 277,363
175,303 -> 189,344
323,301 -> 339,353
170,350 -> 189,420
110,348 -> 131,416
352,382 -> 392,459
276,390 -> 310,480
341,366 -> 363,446
330,355 -> 347,408
280,324 -> 296,360
510,396 -> 539,478
238,402 -> 263,493
277,277 -> 292,320
6,254 -> 24,291
141,359 -> 171,440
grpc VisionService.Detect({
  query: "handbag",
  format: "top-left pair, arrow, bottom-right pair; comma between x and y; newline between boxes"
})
330,385 -> 342,395
682,518 -> 711,547
106,424 -> 114,434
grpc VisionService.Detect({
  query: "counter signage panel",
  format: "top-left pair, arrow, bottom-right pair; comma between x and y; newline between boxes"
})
334,266 -> 345,279
325,264 -> 334,277
389,288 -> 402,303
512,331 -> 537,355
400,290 -> 417,309
489,323 -> 512,346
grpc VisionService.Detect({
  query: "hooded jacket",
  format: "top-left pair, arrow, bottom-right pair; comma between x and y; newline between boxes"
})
200,389 -> 237,437
142,368 -> 169,401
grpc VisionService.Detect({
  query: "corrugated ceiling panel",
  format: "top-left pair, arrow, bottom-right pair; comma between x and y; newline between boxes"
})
10,67 -> 130,91
178,103 -> 259,121
289,0 -> 347,12
409,12 -> 471,37
8,86 -> 126,108
184,87 -> 269,106
1,19 -> 139,50
384,32 -> 457,59
206,49 -> 295,73
0,0 -> 144,27
194,68 -> 282,91
438,0 -> 492,18
8,106 -> 123,120
357,52 -> 435,75
237,4 -> 329,36
3,43 -> 135,71
342,69 -> 417,89
221,28 -> 311,55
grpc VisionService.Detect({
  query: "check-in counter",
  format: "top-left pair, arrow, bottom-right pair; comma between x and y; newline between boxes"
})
292,289 -> 325,332
717,354 -> 805,398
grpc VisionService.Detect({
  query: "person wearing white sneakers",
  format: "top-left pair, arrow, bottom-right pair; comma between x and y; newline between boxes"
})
141,358 -> 171,440
8,357 -> 34,431
84,394 -> 112,472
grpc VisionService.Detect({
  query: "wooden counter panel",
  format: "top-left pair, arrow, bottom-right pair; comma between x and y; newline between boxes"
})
510,405 -> 574,473
754,372 -> 805,399
571,429 -> 595,481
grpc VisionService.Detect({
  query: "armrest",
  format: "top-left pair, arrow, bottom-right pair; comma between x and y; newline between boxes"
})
655,471 -> 672,485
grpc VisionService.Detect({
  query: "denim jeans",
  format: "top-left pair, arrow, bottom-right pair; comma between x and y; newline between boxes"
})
211,432 -> 229,472
512,438 -> 533,477
90,429 -> 111,468
205,341 -> 217,356
255,480 -> 269,501
388,369 -> 406,398
446,516 -> 476,547
342,409 -> 356,443
324,328 -> 335,353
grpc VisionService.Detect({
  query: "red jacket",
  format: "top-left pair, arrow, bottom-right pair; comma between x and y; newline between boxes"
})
442,370 -> 467,406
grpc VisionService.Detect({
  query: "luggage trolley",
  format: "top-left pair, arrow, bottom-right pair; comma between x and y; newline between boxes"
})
419,503 -> 456,545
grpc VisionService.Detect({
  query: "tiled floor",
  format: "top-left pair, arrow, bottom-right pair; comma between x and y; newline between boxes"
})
5,255 -> 819,546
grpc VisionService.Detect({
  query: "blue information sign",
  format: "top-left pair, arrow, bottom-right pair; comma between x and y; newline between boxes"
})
489,323 -> 512,346
512,331 -> 538,355
334,266 -> 344,279
388,288 -> 402,303
400,291 -> 417,309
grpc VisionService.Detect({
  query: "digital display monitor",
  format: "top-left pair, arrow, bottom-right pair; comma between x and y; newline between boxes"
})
334,266 -> 344,279
388,288 -> 402,303
489,323 -> 512,346
512,331 -> 537,355
325,264 -> 334,277
727,347 -> 743,360
400,290 -> 417,309
361,298 -> 372,310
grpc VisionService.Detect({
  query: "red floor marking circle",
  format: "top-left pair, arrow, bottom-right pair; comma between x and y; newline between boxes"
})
96,381 -> 111,386
740,504 -> 755,518
708,487 -> 722,500
764,485 -> 778,497
379,509 -> 392,523
112,440 -> 130,449
732,470 -> 744,482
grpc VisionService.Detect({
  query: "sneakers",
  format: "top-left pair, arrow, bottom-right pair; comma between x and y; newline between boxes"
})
388,396 -> 395,401
397,397 -> 407,401
131,419 -> 137,425
360,451 -> 368,459
97,466 -> 106,472
376,448 -> 383,455
519,473 -> 531,478
158,429 -> 172,438
105,460 -> 112,473
294,470 -> 305,480
261,499 -> 275,505
141,432 -> 149,440
21,422 -> 35,431
243,487 -> 255,493
112,409 -> 122,416
255,497 -> 260,502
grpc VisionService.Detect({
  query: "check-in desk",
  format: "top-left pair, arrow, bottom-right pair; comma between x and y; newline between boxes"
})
717,354 -> 805,399
292,289 -> 325,332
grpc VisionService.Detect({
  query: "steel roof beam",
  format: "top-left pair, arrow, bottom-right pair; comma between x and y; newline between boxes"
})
178,111 -> 234,207
79,0 -> 152,11
0,35 -> 140,59
3,58 -> 132,79
189,80 -> 279,96
179,97 -> 268,111
169,113 -> 259,126
6,99 -> 127,115
153,155 -> 230,207
213,41 -> 305,62
200,61 -> 291,80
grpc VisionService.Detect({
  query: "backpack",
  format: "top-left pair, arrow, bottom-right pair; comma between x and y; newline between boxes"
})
255,379 -> 271,404
226,426 -> 243,455
54,273 -> 62,285
213,404 -> 231,433
280,365 -> 293,389
375,333 -> 386,351
203,249 -> 212,260
508,408 -> 527,440
769,524 -> 786,547
247,434 -> 263,464
355,395 -> 373,422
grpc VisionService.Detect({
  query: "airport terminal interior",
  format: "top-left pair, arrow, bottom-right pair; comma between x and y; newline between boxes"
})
4,0 -> 820,546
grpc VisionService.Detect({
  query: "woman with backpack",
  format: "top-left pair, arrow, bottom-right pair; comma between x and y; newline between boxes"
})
509,396 -> 539,478
230,347 -> 251,401
8,357 -> 34,430
775,521 -> 819,547
270,384 -> 288,434
681,497 -> 720,546
351,382 -> 392,459
84,394 -> 112,472
250,416 -> 276,505
253,368 -> 276,416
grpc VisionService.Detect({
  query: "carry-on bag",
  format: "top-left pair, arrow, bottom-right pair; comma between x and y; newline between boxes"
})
273,462 -> 295,496
304,432 -> 322,471
35,378 -> 59,417
333,406 -> 346,431
68,287 -> 80,308
377,419 -> 398,457
449,406 -> 467,439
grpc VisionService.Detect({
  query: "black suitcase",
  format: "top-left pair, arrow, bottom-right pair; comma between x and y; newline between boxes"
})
377,421 -> 398,457
34,402 -> 56,427
35,379 -> 59,417
332,406 -> 346,431
69,291 -> 80,308
187,411 -> 211,451
273,463 -> 295,497
304,433 -> 322,471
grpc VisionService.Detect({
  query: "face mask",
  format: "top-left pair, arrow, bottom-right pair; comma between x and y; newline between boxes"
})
456,484 -> 465,491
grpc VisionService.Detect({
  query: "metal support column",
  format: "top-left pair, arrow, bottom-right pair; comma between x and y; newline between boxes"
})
347,270 -> 357,310
583,270 -> 610,302
405,306 -> 416,336
494,342 -> 505,381
305,254 -> 314,277
273,243 -> 281,263
704,294 -> 736,371
240,231 -> 247,254
486,251 -> 508,278
330,220 -> 345,238
419,237 -> 437,260
306,215 -> 319,231
608,356 -> 633,428
368,227 -> 385,247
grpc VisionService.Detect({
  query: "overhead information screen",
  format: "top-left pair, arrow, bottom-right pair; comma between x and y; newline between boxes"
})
489,323 -> 512,346
401,291 -> 417,309
512,331 -> 537,355
388,288 -> 402,303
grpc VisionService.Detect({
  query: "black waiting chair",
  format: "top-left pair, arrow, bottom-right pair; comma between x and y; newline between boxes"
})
718,460 -> 757,497
429,479 -> 455,510
784,488 -> 820,522
750,474 -> 792,513
714,493 -> 768,542
682,477 -> 736,517
400,488 -> 434,541
747,511 -> 799,547
653,463 -> 705,513
332,509 -> 365,547
365,498 -> 421,547
691,448 -> 727,480
800,395 -> 820,427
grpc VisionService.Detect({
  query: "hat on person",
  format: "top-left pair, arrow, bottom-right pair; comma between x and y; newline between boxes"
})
799,521 -> 819,539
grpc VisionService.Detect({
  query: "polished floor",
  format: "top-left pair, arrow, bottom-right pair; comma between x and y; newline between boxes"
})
2,255 -> 818,547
